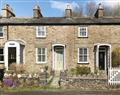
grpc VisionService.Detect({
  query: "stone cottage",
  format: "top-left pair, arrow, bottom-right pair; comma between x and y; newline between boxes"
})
0,4 -> 120,74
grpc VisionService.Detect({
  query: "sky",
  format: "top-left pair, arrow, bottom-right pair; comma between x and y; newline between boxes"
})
0,0 -> 120,17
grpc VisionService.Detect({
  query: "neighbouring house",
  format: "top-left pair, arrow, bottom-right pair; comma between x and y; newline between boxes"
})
0,3 -> 120,74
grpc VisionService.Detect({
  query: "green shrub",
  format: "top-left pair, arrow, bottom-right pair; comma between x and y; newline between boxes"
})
76,66 -> 91,76
70,68 -> 76,75
112,48 -> 120,67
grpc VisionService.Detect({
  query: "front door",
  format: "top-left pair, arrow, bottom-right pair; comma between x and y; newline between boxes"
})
54,46 -> 64,71
8,47 -> 16,66
99,51 -> 105,70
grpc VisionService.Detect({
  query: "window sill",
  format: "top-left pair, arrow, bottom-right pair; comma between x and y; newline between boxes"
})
36,36 -> 46,38
36,62 -> 47,64
78,36 -> 88,38
36,37 -> 46,39
0,61 -> 4,63
77,62 -> 89,64
0,37 -> 4,39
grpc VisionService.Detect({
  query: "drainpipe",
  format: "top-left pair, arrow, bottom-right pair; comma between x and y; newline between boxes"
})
6,25 -> 9,40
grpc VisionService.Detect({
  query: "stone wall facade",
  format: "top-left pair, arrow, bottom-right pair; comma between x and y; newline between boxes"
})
0,25 -> 120,73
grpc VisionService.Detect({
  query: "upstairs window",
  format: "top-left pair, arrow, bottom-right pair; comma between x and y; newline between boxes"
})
0,26 -> 4,38
0,48 -> 4,63
78,48 -> 88,63
36,48 -> 47,63
36,26 -> 46,38
78,27 -> 88,37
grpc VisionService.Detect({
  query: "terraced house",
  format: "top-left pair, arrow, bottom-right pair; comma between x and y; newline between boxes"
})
0,4 -> 120,74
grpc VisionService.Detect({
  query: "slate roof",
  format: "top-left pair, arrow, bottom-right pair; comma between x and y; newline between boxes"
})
0,17 -> 120,25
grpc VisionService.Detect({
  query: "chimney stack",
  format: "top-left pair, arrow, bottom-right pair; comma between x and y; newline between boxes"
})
65,4 -> 72,18
95,3 -> 104,18
2,4 -> 15,18
33,5 -> 42,18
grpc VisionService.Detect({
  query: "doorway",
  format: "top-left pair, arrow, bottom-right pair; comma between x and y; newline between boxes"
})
53,46 -> 64,71
4,40 -> 24,70
8,47 -> 16,66
99,51 -> 106,70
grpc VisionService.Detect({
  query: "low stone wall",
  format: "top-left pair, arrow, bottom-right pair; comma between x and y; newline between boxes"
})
60,77 -> 108,90
16,77 -> 47,87
60,71 -> 109,90
2,72 -> 50,88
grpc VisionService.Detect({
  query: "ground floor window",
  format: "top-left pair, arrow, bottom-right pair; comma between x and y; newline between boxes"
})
78,48 -> 88,63
0,26 -> 4,38
36,48 -> 47,63
0,48 -> 4,63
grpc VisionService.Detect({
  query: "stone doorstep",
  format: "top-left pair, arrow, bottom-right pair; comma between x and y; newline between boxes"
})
50,77 -> 60,88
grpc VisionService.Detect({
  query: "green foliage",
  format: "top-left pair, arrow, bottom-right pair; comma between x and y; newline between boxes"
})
76,66 -> 91,76
112,48 -> 120,67
70,66 -> 91,76
70,68 -> 76,75
94,68 -> 99,75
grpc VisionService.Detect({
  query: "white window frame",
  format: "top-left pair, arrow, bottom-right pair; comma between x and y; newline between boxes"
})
36,48 -> 47,64
36,26 -> 46,38
0,48 -> 4,63
78,27 -> 88,37
78,48 -> 88,63
0,26 -> 4,38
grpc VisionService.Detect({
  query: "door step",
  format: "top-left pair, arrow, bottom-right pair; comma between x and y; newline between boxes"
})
50,77 -> 60,88
54,71 -> 60,77
50,71 -> 60,88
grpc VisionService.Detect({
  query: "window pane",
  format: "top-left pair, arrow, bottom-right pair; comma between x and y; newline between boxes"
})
84,56 -> 87,62
41,31 -> 45,36
0,33 -> 3,37
38,31 -> 41,36
38,55 -> 42,62
42,48 -> 45,54
79,48 -> 83,54
84,48 -> 87,54
81,32 -> 84,36
38,48 -> 41,54
38,26 -> 44,31
80,32 -> 82,36
83,32 -> 86,36
0,55 -> 4,61
0,49 -> 3,54
42,55 -> 45,62
79,56 -> 83,62
0,27 -> 2,32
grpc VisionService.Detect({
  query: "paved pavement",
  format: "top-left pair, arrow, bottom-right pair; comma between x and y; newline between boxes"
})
1,90 -> 120,95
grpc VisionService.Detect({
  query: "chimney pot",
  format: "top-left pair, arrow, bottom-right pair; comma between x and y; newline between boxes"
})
33,5 -> 42,18
2,4 -> 15,18
95,3 -> 104,18
66,4 -> 71,9
65,4 -> 72,18
98,3 -> 103,9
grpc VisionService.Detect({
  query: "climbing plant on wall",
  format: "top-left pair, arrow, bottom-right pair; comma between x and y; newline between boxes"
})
112,48 -> 120,67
